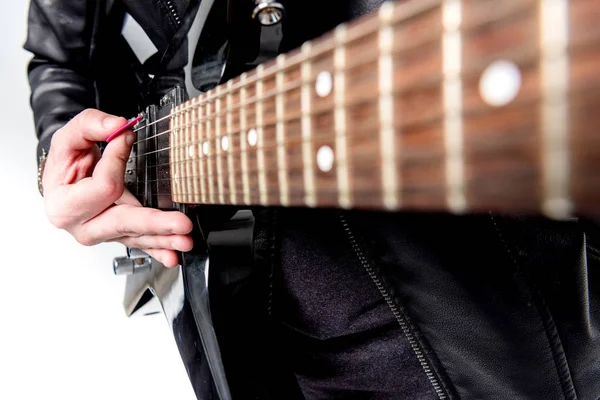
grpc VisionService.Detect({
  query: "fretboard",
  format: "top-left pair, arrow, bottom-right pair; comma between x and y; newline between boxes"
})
167,0 -> 600,219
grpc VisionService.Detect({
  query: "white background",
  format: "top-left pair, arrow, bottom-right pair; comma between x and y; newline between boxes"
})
0,2 -> 196,399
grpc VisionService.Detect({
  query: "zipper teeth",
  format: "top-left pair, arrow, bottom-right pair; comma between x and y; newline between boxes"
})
339,212 -> 448,400
165,0 -> 182,25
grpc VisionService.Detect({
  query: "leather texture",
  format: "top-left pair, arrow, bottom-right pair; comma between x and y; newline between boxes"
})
24,1 -> 599,399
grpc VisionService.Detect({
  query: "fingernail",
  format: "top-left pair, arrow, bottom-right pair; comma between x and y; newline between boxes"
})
102,116 -> 123,130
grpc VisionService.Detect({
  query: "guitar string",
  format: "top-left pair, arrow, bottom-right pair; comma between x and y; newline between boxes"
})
128,152 -> 546,186
125,89 -> 569,163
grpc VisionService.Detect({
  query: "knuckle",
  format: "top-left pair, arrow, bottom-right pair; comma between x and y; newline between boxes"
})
75,232 -> 95,247
78,108 -> 98,121
99,178 -> 124,200
48,214 -> 69,230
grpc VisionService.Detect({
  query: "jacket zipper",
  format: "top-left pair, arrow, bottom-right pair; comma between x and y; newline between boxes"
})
164,0 -> 182,26
338,212 -> 448,400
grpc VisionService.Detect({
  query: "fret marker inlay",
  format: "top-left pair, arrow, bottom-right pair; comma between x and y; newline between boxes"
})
248,128 -> 258,147
479,60 -> 522,107
317,145 -> 334,172
222,135 -> 229,151
315,71 -> 333,98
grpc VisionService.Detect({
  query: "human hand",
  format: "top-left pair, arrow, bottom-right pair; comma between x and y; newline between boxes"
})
42,109 -> 193,268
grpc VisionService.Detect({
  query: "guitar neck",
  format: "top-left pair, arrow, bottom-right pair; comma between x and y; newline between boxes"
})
166,0 -> 600,218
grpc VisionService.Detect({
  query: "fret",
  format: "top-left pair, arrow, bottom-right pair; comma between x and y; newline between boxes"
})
198,97 -> 207,204
301,41 -> 317,207
395,4 -> 446,210
170,107 -> 179,201
334,25 -> 351,209
276,55 -> 289,206
183,105 -> 193,202
240,73 -> 251,205
176,106 -> 184,202
226,79 -> 237,204
345,26 -> 382,206
246,71 -> 261,205
310,36 -> 338,207
230,79 -> 244,205
379,2 -> 398,210
442,0 -> 466,213
569,0 -> 600,213
190,97 -> 201,204
206,94 -> 215,204
282,60 -> 305,206
260,63 -> 281,206
462,0 -> 541,212
215,86 -> 225,203
256,65 -> 268,205
540,0 -> 571,218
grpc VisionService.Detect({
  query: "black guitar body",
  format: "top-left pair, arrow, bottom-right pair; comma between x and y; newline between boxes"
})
118,1 -> 300,399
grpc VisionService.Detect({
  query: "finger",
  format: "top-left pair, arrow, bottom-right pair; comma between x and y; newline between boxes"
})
115,234 -> 194,253
52,109 -> 127,155
81,204 -> 193,243
142,249 -> 181,268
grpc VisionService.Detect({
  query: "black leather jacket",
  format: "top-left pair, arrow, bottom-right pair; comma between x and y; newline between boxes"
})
24,1 -> 599,399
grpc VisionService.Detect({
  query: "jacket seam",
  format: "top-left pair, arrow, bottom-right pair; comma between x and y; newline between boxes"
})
489,213 -> 578,400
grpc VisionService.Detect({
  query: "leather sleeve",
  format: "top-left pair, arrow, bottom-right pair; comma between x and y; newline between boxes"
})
23,0 -> 99,169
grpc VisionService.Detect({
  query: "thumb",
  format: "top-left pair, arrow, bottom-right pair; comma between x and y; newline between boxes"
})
92,127 -> 136,198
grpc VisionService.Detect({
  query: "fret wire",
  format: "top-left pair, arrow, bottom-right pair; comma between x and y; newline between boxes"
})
240,73 -> 251,205
191,98 -> 200,203
301,41 -> 316,207
442,0 -> 467,213
216,86 -> 225,203
199,99 -> 207,204
540,0 -> 571,218
256,64 -> 268,205
226,79 -> 236,204
276,54 -> 289,206
379,2 -> 398,210
334,24 -> 351,209
184,105 -> 193,202
169,106 -> 177,200
206,97 -> 215,204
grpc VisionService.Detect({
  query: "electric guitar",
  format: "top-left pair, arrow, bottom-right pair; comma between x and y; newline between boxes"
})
114,0 -> 600,399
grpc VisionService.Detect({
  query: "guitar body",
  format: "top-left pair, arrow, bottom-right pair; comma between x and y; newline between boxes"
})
118,2 -> 290,399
